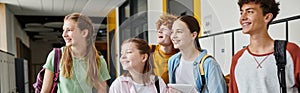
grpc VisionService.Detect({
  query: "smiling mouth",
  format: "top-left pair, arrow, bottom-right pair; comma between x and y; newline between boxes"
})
242,22 -> 251,27
121,61 -> 130,63
172,40 -> 179,44
158,36 -> 163,38
65,38 -> 71,42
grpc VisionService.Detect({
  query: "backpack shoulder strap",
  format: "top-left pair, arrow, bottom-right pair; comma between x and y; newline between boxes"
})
274,40 -> 288,93
154,76 -> 160,93
151,45 -> 156,52
199,54 -> 213,92
53,48 -> 61,82
54,48 -> 61,73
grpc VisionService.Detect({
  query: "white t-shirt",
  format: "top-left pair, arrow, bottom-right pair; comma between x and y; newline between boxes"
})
175,58 -> 198,92
235,50 -> 297,93
132,81 -> 153,93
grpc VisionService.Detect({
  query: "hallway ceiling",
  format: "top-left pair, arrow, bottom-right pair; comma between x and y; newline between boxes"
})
0,0 -> 125,42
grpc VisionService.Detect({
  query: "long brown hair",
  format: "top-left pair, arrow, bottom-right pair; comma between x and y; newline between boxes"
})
122,38 -> 151,85
177,15 -> 202,51
61,13 -> 101,86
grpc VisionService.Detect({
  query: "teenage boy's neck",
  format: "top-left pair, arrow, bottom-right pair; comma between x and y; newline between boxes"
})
249,32 -> 274,54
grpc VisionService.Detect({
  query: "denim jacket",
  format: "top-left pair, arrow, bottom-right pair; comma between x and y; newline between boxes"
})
168,49 -> 227,93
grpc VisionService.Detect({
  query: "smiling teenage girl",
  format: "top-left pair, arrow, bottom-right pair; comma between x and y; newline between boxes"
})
109,38 -> 168,93
168,15 -> 227,93
41,13 -> 110,93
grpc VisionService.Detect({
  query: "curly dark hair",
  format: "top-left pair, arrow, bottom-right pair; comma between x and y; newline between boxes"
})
238,0 -> 280,25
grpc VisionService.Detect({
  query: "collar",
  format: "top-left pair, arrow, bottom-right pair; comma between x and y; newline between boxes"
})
119,75 -> 156,85
174,49 -> 208,64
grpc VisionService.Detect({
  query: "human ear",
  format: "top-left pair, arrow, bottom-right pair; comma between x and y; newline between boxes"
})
264,13 -> 273,23
192,31 -> 198,39
82,29 -> 89,37
141,54 -> 148,63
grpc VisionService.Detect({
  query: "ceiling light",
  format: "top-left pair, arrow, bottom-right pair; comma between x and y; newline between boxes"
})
24,27 -> 54,32
33,35 -> 44,38
44,22 -> 63,28
39,32 -> 61,35
25,23 -> 43,28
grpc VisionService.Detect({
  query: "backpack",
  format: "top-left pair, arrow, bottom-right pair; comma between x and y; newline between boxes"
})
274,40 -> 288,93
198,54 -> 229,92
265,40 -> 300,93
33,48 -> 61,93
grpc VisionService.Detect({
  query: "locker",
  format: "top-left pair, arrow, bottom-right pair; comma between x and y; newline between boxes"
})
214,34 -> 232,75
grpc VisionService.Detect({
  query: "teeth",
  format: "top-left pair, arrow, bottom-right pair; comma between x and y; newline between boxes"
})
121,61 -> 129,63
242,22 -> 250,26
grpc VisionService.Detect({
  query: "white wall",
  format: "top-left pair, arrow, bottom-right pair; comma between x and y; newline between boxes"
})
289,19 -> 300,45
147,0 -> 163,44
6,7 -> 17,55
277,0 -> 300,20
201,0 -> 240,35
0,4 -> 7,51
233,31 -> 249,53
199,37 -> 214,55
269,22 -> 286,40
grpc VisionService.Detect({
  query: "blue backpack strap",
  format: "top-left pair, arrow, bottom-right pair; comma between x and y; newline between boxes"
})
274,40 -> 288,93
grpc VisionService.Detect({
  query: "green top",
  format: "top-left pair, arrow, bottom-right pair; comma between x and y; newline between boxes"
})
43,47 -> 111,93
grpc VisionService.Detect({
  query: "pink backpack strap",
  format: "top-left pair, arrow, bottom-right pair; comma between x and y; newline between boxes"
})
53,48 -> 61,75
51,48 -> 61,93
